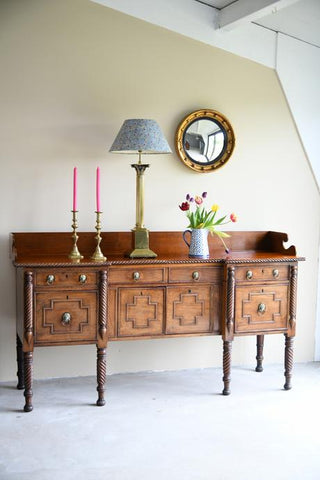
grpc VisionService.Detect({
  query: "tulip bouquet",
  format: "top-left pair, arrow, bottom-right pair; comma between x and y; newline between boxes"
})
179,192 -> 237,253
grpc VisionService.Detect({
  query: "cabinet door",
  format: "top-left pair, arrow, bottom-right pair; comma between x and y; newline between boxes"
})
118,288 -> 164,338
166,285 -> 216,334
234,284 -> 289,334
35,291 -> 97,345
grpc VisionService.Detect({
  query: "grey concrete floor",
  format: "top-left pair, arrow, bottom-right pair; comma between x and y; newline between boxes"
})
1,363 -> 320,480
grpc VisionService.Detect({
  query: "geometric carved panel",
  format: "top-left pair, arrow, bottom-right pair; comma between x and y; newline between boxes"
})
235,285 -> 288,333
173,292 -> 204,326
242,291 -> 281,326
35,291 -> 97,344
118,288 -> 164,337
166,286 -> 211,334
43,299 -> 90,334
127,295 -> 157,329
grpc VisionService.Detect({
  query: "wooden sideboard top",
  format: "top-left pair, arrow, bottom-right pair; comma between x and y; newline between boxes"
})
11,231 -> 305,267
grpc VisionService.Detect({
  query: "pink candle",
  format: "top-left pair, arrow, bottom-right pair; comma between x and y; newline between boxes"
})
73,167 -> 77,211
96,167 -> 101,212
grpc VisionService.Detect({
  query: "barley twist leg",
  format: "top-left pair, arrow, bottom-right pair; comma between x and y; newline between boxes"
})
284,335 -> 294,390
222,340 -> 232,396
96,347 -> 107,406
23,351 -> 33,412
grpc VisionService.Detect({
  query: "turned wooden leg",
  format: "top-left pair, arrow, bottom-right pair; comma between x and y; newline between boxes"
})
222,340 -> 232,395
96,347 -> 107,406
23,351 -> 33,412
255,334 -> 264,372
16,335 -> 25,390
284,334 -> 294,390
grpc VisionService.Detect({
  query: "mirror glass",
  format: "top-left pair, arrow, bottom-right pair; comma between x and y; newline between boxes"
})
184,118 -> 225,164
175,109 -> 235,173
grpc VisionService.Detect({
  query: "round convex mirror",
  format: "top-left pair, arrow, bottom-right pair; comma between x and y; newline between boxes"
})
175,109 -> 235,172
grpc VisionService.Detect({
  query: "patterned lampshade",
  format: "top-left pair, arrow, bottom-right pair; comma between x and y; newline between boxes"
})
109,119 -> 171,154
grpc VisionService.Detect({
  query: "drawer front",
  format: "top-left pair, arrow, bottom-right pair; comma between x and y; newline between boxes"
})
235,265 -> 289,283
35,291 -> 97,344
117,288 -> 164,337
166,286 -> 213,334
168,266 -> 222,284
235,285 -> 289,334
109,267 -> 165,285
35,270 -> 97,288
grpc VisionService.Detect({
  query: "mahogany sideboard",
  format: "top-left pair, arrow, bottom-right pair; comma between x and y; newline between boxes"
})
11,231 -> 304,412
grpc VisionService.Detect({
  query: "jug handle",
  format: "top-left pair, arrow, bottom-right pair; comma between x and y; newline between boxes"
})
183,229 -> 192,248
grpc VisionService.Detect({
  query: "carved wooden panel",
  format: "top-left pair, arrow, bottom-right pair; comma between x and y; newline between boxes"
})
107,287 -> 117,339
118,288 -> 164,337
166,286 -> 213,334
235,285 -> 289,333
35,291 -> 97,344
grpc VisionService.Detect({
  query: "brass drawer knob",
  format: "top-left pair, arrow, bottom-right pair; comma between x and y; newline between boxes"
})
273,269 -> 279,278
46,274 -> 55,285
257,303 -> 266,314
133,272 -> 140,281
61,312 -> 71,325
246,270 -> 253,280
79,274 -> 87,284
192,271 -> 199,280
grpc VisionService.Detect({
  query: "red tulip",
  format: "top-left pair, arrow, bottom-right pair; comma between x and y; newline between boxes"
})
179,202 -> 190,211
230,213 -> 237,222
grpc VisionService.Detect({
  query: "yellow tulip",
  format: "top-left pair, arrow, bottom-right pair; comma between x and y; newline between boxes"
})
211,204 -> 219,212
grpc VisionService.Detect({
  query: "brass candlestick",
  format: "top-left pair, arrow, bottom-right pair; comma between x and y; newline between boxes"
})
91,211 -> 107,262
68,210 -> 83,262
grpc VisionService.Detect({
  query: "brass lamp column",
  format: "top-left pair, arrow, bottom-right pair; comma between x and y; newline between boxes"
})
109,119 -> 171,258
131,152 -> 154,257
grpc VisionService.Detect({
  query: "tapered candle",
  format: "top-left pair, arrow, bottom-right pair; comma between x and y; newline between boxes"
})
96,167 -> 101,212
73,167 -> 77,211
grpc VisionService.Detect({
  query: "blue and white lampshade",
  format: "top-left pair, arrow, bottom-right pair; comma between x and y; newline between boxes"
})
109,119 -> 171,154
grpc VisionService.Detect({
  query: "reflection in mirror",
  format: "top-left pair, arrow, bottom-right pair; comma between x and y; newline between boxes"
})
175,109 -> 235,173
184,119 -> 225,164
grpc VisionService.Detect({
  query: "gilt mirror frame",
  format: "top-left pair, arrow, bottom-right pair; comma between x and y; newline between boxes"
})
175,109 -> 235,173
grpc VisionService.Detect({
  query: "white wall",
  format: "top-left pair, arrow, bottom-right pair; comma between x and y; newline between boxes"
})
276,34 -> 320,360
0,0 -> 318,382
92,0 -> 277,68
92,0 -> 320,362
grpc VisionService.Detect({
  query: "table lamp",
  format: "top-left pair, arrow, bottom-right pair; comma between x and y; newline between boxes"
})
109,119 -> 171,258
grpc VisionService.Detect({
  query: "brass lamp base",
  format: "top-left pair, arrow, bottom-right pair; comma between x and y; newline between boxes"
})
130,228 -> 157,258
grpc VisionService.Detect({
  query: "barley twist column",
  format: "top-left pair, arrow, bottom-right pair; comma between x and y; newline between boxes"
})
226,266 -> 235,335
222,340 -> 232,395
23,271 -> 34,412
97,270 -> 108,406
289,265 -> 298,332
284,334 -> 294,390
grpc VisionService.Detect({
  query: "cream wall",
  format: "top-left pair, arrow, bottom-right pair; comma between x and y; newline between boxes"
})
0,0 -> 318,382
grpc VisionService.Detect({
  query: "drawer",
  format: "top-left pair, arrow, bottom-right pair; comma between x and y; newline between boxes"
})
235,265 -> 289,283
166,286 -> 212,334
234,285 -> 289,334
109,267 -> 165,285
117,288 -> 164,337
35,270 -> 97,288
168,266 -> 222,284
35,291 -> 97,344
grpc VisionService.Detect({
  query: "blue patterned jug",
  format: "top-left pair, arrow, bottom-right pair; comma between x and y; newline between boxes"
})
182,228 -> 209,258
